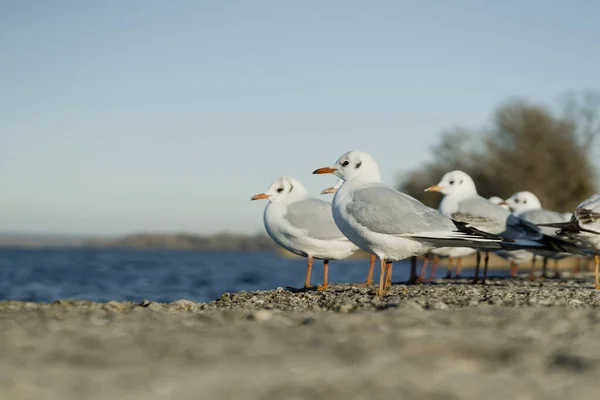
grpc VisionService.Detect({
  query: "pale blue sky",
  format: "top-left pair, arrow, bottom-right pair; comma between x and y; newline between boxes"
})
1,1 -> 599,235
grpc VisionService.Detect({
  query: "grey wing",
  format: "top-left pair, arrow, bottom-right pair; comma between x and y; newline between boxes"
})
452,197 -> 509,233
285,198 -> 346,240
347,185 -> 455,235
521,209 -> 570,237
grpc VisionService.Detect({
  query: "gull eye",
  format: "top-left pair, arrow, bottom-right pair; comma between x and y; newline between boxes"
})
515,199 -> 519,203
449,180 -> 455,185
277,187 -> 284,193
341,161 -> 350,167
523,199 -> 527,204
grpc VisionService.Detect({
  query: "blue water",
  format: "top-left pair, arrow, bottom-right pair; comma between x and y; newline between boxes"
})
0,249 -> 500,303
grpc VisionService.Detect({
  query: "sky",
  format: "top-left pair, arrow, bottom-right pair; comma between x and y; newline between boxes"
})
1,1 -> 599,235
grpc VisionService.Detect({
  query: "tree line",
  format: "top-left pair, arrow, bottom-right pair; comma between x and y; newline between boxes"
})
398,91 -> 600,212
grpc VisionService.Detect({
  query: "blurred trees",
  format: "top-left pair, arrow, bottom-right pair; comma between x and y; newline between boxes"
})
398,92 -> 600,212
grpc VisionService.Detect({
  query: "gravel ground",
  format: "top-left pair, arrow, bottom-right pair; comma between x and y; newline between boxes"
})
2,275 -> 600,400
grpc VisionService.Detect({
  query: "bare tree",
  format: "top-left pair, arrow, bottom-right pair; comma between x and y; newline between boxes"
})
560,90 -> 600,151
398,97 -> 597,212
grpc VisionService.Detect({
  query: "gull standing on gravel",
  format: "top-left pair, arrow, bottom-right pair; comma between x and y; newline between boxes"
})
537,194 -> 600,289
425,171 -> 579,282
251,176 -> 359,290
313,151 -> 511,297
321,178 -> 377,286
503,191 -> 573,279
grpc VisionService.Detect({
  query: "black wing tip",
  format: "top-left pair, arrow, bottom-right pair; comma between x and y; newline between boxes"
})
451,219 -> 512,242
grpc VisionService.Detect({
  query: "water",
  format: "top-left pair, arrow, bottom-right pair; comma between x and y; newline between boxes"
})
0,249 -> 502,303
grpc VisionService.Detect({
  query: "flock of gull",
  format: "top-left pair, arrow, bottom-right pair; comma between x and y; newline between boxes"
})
251,151 -> 600,297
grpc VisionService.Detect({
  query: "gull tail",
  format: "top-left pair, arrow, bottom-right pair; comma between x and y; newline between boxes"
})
400,220 -> 511,250
537,221 -> 600,235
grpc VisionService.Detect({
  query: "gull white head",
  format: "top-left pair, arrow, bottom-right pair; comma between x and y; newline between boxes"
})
488,196 -> 511,211
313,151 -> 381,183
250,176 -> 309,203
504,191 -> 542,213
425,170 -> 477,200
320,179 -> 343,195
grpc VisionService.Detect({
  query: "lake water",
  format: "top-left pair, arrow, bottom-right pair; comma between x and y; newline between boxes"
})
0,249 -> 498,303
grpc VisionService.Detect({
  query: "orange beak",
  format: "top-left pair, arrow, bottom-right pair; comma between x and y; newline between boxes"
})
424,184 -> 443,192
313,167 -> 337,174
320,187 -> 338,195
250,193 -> 270,201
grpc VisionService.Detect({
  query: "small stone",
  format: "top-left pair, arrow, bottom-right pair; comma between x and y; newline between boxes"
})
248,310 -> 272,321
221,292 -> 232,301
337,303 -> 354,313
431,301 -> 449,310
139,300 -> 151,307
569,299 -> 583,307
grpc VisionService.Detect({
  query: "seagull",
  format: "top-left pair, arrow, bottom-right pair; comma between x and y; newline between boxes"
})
489,196 -> 510,211
251,176 -> 359,290
537,193 -> 600,289
503,191 -> 573,279
313,151 -> 512,297
425,170 -> 581,282
320,178 -> 377,286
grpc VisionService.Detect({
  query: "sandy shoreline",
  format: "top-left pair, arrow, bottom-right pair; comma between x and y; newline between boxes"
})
2,276 -> 600,400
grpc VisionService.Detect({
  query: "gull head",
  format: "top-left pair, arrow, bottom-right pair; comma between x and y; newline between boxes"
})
320,179 -> 343,195
425,170 -> 477,198
250,176 -> 309,203
504,191 -> 542,213
313,151 -> 381,183
488,196 -> 511,211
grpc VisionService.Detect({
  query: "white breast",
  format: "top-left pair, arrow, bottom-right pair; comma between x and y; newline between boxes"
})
263,202 -> 357,260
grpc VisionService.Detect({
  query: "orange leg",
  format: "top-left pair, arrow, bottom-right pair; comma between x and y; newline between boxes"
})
510,261 -> 518,277
377,258 -> 386,297
595,254 -> 599,290
385,261 -> 393,287
304,255 -> 314,288
317,260 -> 329,291
427,255 -> 439,281
353,255 -> 375,286
456,257 -> 463,278
418,255 -> 429,282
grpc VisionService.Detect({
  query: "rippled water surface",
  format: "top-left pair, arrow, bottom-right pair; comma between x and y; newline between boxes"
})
0,249 -> 501,303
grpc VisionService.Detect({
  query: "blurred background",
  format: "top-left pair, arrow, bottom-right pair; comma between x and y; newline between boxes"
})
1,1 -> 599,302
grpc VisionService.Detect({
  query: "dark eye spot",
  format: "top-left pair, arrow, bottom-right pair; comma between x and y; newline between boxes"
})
355,161 -> 362,169
342,161 -> 350,167
523,199 -> 527,204
515,199 -> 519,203
449,180 -> 455,185
277,187 -> 284,193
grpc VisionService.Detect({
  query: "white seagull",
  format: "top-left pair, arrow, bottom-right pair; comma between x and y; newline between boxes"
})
313,151 -> 511,297
503,191 -> 573,279
425,171 -> 580,282
251,176 -> 359,290
537,193 -> 600,289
